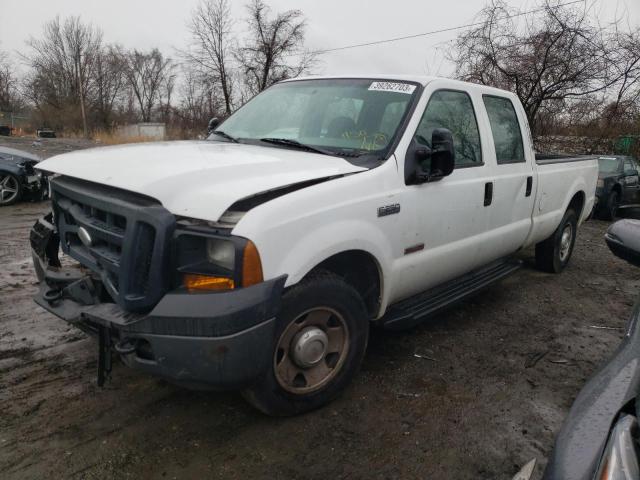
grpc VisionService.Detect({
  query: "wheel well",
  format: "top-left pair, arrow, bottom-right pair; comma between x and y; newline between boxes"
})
305,250 -> 381,317
568,191 -> 586,218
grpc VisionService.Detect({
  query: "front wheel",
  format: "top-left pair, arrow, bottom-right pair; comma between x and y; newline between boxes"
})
535,208 -> 578,273
242,273 -> 369,416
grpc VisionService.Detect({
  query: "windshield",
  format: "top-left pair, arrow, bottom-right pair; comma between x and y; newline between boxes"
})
212,78 -> 420,160
598,157 -> 622,174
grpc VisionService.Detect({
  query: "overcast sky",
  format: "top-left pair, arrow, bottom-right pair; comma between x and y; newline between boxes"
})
2,0 -> 639,77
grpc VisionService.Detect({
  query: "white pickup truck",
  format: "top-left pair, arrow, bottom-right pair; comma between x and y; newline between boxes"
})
31,75 -> 598,415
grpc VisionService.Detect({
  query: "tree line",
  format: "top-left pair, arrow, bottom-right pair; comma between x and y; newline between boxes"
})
451,0 -> 640,153
0,0 -> 316,137
0,0 -> 638,151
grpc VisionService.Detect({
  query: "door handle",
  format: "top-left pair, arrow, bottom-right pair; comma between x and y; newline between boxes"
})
484,182 -> 493,207
526,176 -> 533,197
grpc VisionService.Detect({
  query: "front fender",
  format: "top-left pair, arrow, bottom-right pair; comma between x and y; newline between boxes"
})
0,164 -> 26,177
276,218 -> 391,286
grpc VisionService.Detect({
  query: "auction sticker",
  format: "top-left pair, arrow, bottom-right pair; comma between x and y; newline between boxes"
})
368,81 -> 416,94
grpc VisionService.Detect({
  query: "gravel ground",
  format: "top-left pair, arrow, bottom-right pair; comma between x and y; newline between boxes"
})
1,137 -> 639,480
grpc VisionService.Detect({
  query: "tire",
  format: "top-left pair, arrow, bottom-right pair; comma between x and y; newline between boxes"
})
535,208 -> 578,273
242,272 -> 370,416
601,190 -> 619,221
0,173 -> 22,206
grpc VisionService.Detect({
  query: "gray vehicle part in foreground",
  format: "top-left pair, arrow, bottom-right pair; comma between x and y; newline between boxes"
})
542,299 -> 640,479
543,220 -> 640,480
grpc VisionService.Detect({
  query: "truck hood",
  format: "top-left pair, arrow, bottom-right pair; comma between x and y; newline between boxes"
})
37,141 -> 366,221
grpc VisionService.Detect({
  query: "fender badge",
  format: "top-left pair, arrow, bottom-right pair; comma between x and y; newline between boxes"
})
378,204 -> 400,217
77,226 -> 93,247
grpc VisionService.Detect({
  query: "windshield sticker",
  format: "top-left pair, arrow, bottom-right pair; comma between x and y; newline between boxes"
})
368,81 -> 416,95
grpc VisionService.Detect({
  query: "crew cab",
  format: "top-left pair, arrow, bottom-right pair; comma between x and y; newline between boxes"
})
31,76 -> 598,415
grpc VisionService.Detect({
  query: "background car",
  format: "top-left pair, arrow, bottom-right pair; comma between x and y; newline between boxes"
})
0,146 -> 47,206
36,128 -> 56,138
0,125 -> 13,136
595,155 -> 640,220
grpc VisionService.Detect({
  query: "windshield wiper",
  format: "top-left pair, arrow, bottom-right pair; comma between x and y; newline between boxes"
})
211,130 -> 238,143
260,138 -> 336,156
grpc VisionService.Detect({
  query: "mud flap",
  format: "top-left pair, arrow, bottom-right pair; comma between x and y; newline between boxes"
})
97,325 -> 112,387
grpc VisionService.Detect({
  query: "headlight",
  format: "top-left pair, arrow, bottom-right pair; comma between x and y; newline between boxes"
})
173,226 -> 262,292
595,414 -> 640,480
206,238 -> 235,270
597,179 -> 605,188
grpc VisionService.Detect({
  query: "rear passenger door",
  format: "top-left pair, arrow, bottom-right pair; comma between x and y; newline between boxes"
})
481,94 -> 535,255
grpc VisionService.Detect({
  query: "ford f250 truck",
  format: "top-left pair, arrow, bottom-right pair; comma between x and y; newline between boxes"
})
31,76 -> 598,415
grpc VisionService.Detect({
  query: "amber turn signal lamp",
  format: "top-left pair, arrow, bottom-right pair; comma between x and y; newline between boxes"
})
184,274 -> 234,291
242,240 -> 263,287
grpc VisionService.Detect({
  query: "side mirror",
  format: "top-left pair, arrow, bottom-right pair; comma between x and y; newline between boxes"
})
605,219 -> 640,267
207,117 -> 220,135
408,128 -> 455,184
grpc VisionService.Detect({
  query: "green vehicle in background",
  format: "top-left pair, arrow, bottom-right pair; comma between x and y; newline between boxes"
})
615,135 -> 640,156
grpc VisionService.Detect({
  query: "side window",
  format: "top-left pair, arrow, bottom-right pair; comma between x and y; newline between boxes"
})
482,95 -> 525,164
415,90 -> 482,167
624,159 -> 634,173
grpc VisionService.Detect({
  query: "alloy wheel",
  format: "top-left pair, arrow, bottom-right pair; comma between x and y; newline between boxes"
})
0,174 -> 19,205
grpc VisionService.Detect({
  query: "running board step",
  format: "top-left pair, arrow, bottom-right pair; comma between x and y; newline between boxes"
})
381,258 -> 522,331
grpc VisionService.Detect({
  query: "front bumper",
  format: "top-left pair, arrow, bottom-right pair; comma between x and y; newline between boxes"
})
31,216 -> 286,390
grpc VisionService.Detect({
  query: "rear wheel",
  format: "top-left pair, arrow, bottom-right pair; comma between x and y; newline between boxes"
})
0,173 -> 21,206
242,273 -> 369,416
535,208 -> 578,273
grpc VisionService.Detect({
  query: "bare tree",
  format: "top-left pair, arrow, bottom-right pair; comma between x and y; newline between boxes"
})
0,50 -> 24,112
601,28 -> 640,129
158,70 -> 176,123
121,48 -> 173,122
184,0 -> 235,115
23,16 -> 102,135
451,1 -> 635,135
91,46 -> 126,129
237,0 -> 317,95
173,65 -> 225,134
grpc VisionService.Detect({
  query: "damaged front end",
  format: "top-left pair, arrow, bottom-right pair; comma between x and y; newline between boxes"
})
31,212 -> 116,384
31,178 -> 286,390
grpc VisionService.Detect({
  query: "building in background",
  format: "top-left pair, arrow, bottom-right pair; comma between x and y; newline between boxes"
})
117,123 -> 166,141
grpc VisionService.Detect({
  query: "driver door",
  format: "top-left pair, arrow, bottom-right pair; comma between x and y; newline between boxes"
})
393,86 -> 496,301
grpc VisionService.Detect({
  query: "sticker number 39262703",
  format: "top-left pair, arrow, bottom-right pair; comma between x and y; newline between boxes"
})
368,81 -> 416,94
